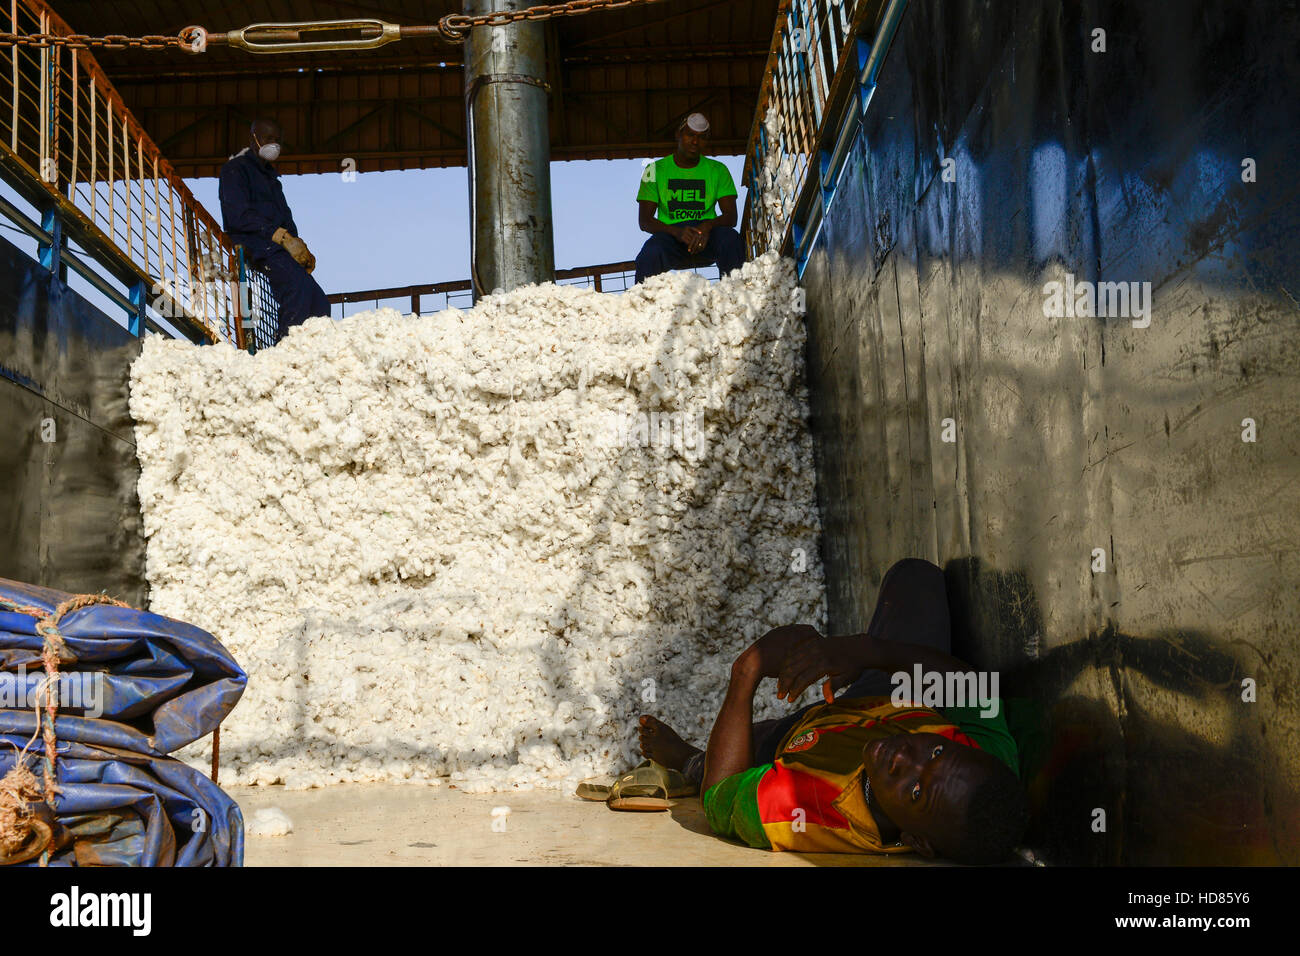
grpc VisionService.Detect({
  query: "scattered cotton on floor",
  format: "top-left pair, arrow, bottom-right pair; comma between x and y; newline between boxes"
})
246,807 -> 294,837
129,252 -> 827,792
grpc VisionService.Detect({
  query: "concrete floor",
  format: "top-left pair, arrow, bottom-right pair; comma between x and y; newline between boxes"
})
231,783 -> 944,866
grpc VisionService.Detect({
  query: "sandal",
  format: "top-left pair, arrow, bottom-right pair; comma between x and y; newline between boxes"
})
578,760 -> 695,811
576,777 -> 616,802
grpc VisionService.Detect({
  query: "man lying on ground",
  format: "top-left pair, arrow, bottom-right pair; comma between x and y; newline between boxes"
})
638,558 -> 1028,863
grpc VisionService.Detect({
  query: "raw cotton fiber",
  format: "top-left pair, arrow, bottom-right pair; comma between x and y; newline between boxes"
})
246,807 -> 293,837
129,252 -> 827,792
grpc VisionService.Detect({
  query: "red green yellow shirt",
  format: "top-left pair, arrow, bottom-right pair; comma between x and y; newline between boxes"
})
703,696 -> 1019,852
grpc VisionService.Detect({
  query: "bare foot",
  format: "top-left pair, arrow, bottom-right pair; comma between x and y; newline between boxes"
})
638,715 -> 702,771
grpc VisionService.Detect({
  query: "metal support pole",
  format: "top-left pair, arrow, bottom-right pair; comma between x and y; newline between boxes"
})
464,0 -> 554,301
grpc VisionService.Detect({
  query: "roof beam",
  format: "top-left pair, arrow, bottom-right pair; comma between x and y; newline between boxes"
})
570,0 -> 740,48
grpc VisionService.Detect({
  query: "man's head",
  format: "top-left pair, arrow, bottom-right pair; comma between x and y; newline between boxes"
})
250,119 -> 282,163
674,112 -> 710,162
863,732 -> 1028,864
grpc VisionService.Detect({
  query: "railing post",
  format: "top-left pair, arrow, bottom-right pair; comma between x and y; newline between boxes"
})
819,148 -> 833,211
236,245 -> 257,355
128,280 -> 146,337
38,208 -> 60,274
857,37 -> 872,113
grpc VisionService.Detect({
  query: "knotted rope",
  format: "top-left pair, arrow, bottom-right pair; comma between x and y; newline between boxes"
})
0,591 -> 127,865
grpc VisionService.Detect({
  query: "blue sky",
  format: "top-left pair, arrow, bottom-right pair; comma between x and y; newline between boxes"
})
187,154 -> 749,312
0,152 -> 747,332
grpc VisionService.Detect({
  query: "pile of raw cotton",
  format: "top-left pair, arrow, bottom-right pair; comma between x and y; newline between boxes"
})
129,252 -> 827,792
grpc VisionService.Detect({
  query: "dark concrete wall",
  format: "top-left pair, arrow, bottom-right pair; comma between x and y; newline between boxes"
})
0,233 -> 146,606
802,0 -> 1299,864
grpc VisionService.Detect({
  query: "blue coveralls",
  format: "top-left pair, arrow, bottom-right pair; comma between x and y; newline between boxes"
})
218,149 -> 331,342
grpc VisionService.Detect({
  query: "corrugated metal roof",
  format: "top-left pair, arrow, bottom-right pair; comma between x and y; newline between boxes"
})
51,1 -> 776,175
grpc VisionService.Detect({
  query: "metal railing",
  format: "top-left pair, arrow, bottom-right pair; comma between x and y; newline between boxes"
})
0,0 -> 262,344
235,245 -> 281,352
327,259 -> 724,318
740,0 -> 906,273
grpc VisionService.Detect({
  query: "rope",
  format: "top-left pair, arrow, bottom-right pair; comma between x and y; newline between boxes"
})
0,590 -> 128,865
0,752 -> 41,861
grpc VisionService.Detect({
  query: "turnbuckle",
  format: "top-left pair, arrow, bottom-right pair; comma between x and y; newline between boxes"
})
181,19 -> 441,55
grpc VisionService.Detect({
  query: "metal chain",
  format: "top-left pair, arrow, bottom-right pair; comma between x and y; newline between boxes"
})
0,32 -> 183,50
0,0 -> 665,51
438,0 -> 662,41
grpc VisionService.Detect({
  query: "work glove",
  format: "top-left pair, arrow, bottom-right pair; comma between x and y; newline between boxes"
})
272,227 -> 316,273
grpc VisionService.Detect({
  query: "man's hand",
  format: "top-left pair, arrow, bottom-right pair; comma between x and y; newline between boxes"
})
776,633 -> 869,703
679,223 -> 710,254
692,221 -> 716,254
738,624 -> 823,683
272,227 -> 314,271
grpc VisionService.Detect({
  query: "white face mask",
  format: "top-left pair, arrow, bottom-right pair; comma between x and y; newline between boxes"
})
257,142 -> 281,162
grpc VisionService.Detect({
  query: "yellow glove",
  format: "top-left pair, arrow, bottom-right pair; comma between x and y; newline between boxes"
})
272,227 -> 314,272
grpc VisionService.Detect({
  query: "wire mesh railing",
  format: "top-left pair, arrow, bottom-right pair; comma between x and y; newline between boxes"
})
234,245 -> 280,352
0,0 -> 261,344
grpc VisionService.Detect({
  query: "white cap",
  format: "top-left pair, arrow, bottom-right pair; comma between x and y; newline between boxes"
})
680,112 -> 710,133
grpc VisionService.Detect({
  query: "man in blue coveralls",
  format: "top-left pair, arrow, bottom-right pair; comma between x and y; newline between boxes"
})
219,119 -> 331,344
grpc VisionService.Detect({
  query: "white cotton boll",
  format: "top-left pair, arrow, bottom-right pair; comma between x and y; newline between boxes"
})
134,258 -> 827,792
246,807 -> 294,837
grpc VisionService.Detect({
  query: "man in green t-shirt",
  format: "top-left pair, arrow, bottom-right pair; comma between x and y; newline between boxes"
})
634,112 -> 745,283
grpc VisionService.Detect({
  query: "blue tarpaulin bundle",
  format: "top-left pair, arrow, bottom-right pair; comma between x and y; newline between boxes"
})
0,578 -> 246,866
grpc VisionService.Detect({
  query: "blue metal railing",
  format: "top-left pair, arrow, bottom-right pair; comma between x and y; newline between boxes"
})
741,0 -> 910,278
0,0 -> 276,345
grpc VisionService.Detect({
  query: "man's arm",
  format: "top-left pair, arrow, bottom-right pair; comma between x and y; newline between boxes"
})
683,195 -> 738,255
701,626 -> 818,793
775,632 -> 979,703
701,652 -> 762,794
638,200 -> 686,240
218,163 -> 281,240
696,195 -> 738,235
277,182 -> 301,240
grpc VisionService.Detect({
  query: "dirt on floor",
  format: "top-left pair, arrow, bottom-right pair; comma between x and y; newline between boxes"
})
230,783 -> 947,866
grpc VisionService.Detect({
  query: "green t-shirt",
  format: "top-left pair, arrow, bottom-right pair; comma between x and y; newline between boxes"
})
636,155 -> 737,225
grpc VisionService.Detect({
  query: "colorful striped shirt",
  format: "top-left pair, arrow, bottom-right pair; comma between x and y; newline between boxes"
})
703,697 -> 1019,852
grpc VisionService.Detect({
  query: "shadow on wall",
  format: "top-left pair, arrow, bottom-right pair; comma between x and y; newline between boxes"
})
799,0 -> 1299,867
945,557 -> 1294,865
0,234 -> 146,606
